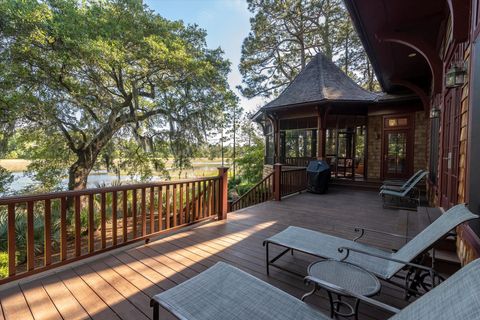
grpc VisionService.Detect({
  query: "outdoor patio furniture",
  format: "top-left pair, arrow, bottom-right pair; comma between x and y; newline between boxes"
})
380,170 -> 426,191
301,260 -> 381,320
263,203 -> 478,299
150,259 -> 480,320
150,261 -> 329,320
380,171 -> 428,210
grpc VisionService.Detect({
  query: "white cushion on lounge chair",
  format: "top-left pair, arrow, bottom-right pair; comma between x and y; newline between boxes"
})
151,262 -> 328,320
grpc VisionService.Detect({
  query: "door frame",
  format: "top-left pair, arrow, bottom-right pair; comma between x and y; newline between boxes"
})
439,86 -> 462,209
381,114 -> 414,180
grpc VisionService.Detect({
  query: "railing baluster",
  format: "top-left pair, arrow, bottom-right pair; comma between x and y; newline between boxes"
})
112,191 -> 118,246
208,181 -> 213,216
203,180 -> 207,218
165,185 -> 171,229
149,187 -> 154,234
158,186 -> 163,231
88,194 -> 94,253
132,189 -> 137,238
44,199 -> 52,266
60,197 -> 67,261
186,182 -> 190,223
122,190 -> 128,243
26,201 -> 35,271
192,182 -> 197,221
141,188 -> 146,236
179,183 -> 184,225
193,182 -> 200,221
8,203 -> 15,276
172,184 -> 177,227
74,196 -> 81,257
101,192 -> 106,249
197,181 -> 202,218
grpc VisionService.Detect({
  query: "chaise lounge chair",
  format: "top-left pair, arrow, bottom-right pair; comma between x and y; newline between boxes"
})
380,171 -> 428,210
263,204 -> 478,298
380,170 -> 426,191
150,259 -> 480,320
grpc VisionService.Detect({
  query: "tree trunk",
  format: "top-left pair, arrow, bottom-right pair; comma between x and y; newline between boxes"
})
68,154 -> 93,191
66,118 -> 121,191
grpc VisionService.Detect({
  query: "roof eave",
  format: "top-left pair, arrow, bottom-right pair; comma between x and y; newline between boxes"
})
343,0 -> 389,92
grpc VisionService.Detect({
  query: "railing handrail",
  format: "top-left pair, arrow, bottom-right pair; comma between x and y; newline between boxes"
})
282,167 -> 307,172
0,176 -> 221,205
231,172 -> 274,207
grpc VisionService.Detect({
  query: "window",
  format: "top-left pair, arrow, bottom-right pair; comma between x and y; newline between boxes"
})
386,117 -> 408,127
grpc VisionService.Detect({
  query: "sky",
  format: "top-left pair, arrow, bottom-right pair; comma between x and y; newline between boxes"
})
144,0 -> 265,113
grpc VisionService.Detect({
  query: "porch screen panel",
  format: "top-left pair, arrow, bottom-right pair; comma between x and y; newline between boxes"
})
264,122 -> 274,164
283,129 -> 314,157
280,129 -> 316,165
265,133 -> 274,164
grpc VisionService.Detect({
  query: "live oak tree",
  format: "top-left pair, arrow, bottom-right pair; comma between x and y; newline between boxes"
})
0,0 -> 235,191
239,0 -> 378,99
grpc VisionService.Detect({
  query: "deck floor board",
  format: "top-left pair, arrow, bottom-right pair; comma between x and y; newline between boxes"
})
0,188 -> 436,320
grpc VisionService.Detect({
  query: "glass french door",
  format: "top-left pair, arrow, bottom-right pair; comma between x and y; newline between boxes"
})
382,115 -> 413,179
384,131 -> 409,178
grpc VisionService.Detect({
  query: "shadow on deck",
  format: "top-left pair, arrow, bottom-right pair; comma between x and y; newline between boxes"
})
0,188 -> 443,320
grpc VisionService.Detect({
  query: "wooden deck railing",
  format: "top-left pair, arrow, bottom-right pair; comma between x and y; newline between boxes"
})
280,167 -> 308,197
0,168 -> 229,284
231,164 -> 308,211
282,157 -> 316,167
230,173 -> 274,211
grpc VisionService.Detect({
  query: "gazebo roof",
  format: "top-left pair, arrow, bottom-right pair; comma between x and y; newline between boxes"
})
261,52 -> 379,110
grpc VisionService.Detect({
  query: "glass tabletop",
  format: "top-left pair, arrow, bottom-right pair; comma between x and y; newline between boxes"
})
307,260 -> 381,297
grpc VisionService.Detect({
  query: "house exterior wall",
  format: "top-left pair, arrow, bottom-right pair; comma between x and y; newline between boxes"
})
439,1 -> 480,265
456,39 -> 480,266
263,164 -> 274,177
413,111 -> 428,174
367,116 -> 382,179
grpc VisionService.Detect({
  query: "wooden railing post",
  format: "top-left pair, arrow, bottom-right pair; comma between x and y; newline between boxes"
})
218,167 -> 229,220
274,163 -> 282,201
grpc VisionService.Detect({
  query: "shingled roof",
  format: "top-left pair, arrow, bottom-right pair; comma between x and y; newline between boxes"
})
261,52 -> 379,110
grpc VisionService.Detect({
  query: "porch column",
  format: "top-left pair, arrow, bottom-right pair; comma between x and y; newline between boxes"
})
316,108 -> 325,160
217,167 -> 229,220
274,117 -> 280,163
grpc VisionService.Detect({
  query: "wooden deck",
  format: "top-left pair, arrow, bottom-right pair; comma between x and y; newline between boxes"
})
0,188 -> 442,320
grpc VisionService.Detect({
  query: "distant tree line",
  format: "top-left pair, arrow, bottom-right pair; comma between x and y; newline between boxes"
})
239,0 -> 379,99
0,0 -> 236,192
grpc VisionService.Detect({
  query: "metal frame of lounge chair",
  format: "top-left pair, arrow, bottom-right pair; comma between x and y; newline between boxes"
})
263,204 -> 478,300
150,259 -> 480,320
380,169 -> 425,191
380,171 -> 428,210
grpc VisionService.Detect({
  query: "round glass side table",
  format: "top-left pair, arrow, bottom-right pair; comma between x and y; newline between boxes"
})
301,260 -> 381,319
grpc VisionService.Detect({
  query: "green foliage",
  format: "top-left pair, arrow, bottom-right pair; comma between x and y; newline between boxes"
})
0,166 -> 13,194
0,0 -> 236,191
239,0 -> 378,98
228,115 -> 265,198
0,205 -> 60,264
235,139 -> 265,184
0,252 -> 7,279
